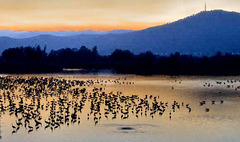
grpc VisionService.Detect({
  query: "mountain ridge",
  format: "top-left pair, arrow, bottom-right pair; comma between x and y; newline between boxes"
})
0,29 -> 134,39
0,10 -> 240,55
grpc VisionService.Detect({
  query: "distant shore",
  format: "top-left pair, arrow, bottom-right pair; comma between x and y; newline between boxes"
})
1,46 -> 240,75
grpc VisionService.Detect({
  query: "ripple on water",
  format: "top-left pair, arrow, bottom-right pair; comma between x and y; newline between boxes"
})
117,126 -> 142,134
120,127 -> 135,130
102,123 -> 160,134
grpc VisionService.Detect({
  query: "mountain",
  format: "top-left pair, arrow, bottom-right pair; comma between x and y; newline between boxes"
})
0,30 -> 133,38
0,10 -> 240,55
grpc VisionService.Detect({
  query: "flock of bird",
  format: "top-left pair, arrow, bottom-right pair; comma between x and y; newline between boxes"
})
203,79 -> 240,89
0,76 -> 236,135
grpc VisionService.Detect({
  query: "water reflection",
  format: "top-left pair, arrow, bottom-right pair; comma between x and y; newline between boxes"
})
0,76 -> 194,133
0,75 -> 240,142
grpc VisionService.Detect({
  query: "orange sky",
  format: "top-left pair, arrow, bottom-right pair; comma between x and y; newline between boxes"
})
0,0 -> 239,31
0,22 -> 163,31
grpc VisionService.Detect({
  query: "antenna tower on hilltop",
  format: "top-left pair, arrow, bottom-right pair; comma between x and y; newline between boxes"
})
205,2 -> 207,11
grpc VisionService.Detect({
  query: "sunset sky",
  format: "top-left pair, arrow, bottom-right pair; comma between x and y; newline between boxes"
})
0,0 -> 239,31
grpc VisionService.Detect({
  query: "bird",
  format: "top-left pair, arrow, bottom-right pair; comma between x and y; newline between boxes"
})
205,108 -> 210,112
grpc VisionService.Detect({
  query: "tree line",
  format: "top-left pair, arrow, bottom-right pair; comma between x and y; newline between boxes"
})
0,46 -> 240,75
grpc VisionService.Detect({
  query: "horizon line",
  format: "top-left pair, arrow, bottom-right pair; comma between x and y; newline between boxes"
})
0,23 -> 164,32
0,9 -> 238,32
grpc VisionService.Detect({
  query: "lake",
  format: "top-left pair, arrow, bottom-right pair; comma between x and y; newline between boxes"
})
0,74 -> 240,142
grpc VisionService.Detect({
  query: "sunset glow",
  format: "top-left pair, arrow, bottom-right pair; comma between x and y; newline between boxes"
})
0,0 -> 239,31
0,22 -> 163,31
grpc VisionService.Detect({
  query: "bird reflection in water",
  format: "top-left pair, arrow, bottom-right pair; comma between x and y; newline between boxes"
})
0,76 -> 226,135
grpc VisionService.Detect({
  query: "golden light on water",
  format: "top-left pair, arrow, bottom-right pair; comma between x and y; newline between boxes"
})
0,75 -> 240,142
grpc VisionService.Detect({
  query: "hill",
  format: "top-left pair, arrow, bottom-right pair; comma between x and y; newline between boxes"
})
0,10 -> 240,55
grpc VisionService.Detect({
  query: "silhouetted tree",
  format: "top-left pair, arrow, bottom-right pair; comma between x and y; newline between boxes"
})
1,46 -> 240,75
110,49 -> 134,63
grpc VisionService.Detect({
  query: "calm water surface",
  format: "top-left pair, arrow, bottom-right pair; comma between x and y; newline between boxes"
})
0,74 -> 240,142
